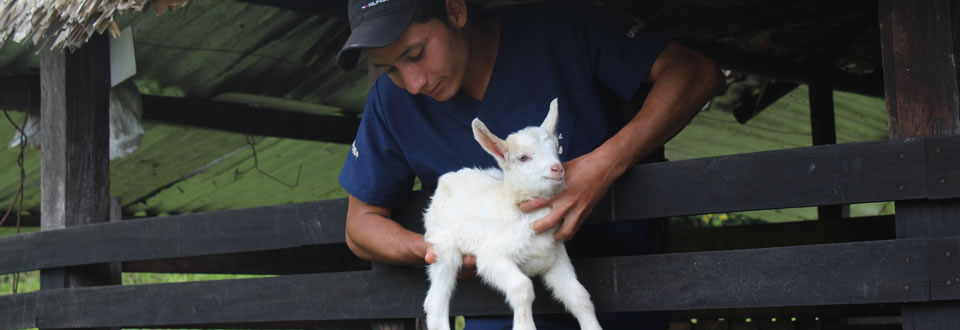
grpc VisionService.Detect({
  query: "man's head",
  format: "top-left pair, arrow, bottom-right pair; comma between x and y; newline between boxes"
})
338,0 -> 471,101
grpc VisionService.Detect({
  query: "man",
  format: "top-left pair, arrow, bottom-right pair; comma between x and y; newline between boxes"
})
337,0 -> 721,328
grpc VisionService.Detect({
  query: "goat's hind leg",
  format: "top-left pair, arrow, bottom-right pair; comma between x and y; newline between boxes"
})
424,250 -> 463,330
476,255 -> 537,330
541,249 -> 602,330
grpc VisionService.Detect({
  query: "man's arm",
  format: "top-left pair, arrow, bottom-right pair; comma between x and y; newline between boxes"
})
345,194 -> 430,265
529,43 -> 722,240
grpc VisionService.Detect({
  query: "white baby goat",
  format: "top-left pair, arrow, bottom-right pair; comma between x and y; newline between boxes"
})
422,98 -> 603,330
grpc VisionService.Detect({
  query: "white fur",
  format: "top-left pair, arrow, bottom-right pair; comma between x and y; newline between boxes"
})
422,98 -> 602,330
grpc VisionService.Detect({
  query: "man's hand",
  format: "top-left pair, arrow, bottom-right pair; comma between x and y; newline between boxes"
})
425,246 -> 477,279
521,150 -> 617,241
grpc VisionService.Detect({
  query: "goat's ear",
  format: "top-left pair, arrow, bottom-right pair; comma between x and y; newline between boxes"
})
540,98 -> 559,135
472,118 -> 507,162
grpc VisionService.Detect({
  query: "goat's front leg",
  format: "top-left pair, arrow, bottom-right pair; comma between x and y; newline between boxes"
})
476,255 -> 537,330
541,247 -> 602,330
424,250 -> 463,330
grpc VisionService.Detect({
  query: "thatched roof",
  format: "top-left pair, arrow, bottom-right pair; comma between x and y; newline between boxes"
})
0,0 -> 150,50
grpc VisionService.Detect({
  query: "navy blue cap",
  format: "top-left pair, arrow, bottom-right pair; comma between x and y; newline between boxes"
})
338,0 -> 429,70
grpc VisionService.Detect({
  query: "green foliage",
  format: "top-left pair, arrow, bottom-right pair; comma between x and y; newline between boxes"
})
0,226 -> 38,235
670,212 -> 768,229
0,271 -> 39,295
123,273 -> 269,285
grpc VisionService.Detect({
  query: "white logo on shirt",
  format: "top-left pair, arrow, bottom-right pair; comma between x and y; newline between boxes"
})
351,141 -> 359,158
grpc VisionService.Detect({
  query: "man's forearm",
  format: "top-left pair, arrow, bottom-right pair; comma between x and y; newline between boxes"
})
600,45 -> 721,177
345,206 -> 429,265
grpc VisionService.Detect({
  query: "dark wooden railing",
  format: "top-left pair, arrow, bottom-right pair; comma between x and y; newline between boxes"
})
1,135 -> 958,329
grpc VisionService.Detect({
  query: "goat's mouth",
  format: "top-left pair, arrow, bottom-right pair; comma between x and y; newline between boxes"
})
543,176 -> 564,183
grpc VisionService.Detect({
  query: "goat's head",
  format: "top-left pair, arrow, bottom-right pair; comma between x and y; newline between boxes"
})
472,98 -> 565,199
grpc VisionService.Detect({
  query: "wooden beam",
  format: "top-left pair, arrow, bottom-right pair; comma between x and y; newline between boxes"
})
139,95 -> 360,144
234,0 -> 347,17
0,78 -> 362,144
879,0 -> 960,326
696,45 -> 885,98
0,236 -> 953,329
808,57 -> 847,222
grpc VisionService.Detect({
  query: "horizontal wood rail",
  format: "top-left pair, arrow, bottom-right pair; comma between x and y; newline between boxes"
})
0,235 -> 956,329
0,136 -> 957,274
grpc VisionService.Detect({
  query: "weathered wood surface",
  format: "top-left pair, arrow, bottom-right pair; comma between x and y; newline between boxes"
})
0,199 -> 348,274
613,136 -> 949,220
2,136 -> 960,274
121,244 -> 370,275
0,236 -> 953,329
879,0 -> 960,327
38,32 -> 117,304
140,95 -> 361,143
879,0 -> 960,139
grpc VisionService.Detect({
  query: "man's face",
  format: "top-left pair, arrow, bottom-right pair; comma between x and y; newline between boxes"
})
367,18 -> 468,102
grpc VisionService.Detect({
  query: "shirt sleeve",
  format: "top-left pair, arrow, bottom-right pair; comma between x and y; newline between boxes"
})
338,80 -> 416,207
582,7 -> 671,101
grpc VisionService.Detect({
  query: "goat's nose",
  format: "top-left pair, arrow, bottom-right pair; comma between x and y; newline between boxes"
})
550,164 -> 563,175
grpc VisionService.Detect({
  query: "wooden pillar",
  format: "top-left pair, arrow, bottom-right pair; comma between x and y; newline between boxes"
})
808,58 -> 846,221
39,33 -> 118,328
878,0 -> 960,329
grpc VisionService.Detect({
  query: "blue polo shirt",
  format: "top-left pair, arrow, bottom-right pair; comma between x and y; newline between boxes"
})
339,2 -> 668,207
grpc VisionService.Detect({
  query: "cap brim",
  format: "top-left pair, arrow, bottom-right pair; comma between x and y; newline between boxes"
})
337,7 -> 417,71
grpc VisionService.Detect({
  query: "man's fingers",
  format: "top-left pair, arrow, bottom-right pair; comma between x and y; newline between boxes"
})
555,209 -> 585,241
554,218 -> 574,241
518,197 -> 551,213
533,211 -> 564,233
424,247 -> 436,264
459,255 -> 478,279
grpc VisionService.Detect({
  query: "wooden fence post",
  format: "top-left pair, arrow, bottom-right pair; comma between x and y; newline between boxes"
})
878,0 -> 960,329
39,32 -> 119,329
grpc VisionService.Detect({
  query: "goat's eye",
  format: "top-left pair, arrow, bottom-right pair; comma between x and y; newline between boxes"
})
518,155 -> 530,162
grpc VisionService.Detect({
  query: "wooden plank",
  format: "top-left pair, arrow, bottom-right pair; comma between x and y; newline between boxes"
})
665,215 -> 894,253
0,236 -> 947,329
22,214 -> 892,275
38,31 -> 115,300
614,138 -> 927,219
5,135 -> 960,273
923,137 -> 960,200
140,95 -> 361,144
0,198 -> 348,274
901,303 -> 960,330
121,244 -> 370,275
